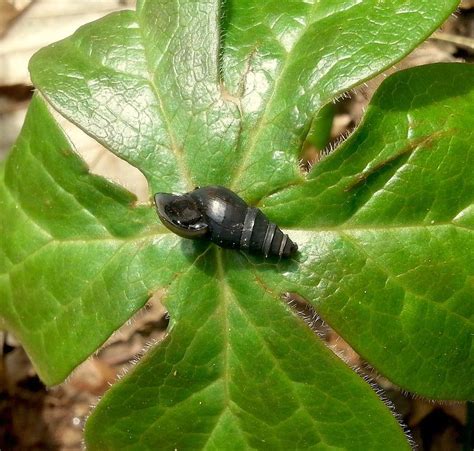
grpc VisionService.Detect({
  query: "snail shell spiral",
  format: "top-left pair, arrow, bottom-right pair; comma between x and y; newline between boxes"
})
154,185 -> 298,259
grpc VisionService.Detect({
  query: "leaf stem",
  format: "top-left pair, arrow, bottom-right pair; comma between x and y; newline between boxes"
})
430,32 -> 474,51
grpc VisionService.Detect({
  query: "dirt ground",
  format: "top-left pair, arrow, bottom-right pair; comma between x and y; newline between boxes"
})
0,1 -> 473,450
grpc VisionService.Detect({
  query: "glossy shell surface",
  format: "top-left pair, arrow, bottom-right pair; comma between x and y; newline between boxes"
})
154,186 -> 298,258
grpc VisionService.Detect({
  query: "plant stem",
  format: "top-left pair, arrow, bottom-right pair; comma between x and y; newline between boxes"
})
430,32 -> 474,51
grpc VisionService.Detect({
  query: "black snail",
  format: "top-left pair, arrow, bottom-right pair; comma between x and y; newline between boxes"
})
154,186 -> 298,258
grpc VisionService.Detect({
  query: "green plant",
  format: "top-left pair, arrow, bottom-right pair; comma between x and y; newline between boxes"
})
1,0 -> 472,448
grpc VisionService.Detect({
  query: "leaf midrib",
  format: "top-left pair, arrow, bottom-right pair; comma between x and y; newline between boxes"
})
0,232 -> 171,280
135,9 -> 194,192
338,230 -> 473,328
212,251 -> 325,443
285,222 -> 473,234
228,4 -> 321,191
4,220 -> 469,280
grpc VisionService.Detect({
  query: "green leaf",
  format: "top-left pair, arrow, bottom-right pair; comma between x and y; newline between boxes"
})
0,95 -> 191,384
305,102 -> 336,151
85,250 -> 409,450
0,0 -> 469,448
29,0 -> 458,202
220,0 -> 459,201
261,63 -> 474,400
28,4 -> 239,196
19,0 -> 457,386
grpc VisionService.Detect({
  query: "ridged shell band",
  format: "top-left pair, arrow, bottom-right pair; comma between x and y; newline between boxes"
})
240,207 -> 258,250
262,223 -> 277,258
278,234 -> 288,258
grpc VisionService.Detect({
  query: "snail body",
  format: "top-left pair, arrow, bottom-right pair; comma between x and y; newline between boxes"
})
154,186 -> 298,258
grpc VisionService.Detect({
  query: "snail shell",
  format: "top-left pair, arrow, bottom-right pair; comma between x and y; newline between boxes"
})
154,186 -> 298,258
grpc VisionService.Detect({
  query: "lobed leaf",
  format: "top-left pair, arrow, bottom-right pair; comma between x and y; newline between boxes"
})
19,0 -> 460,387
0,96 -> 189,384
0,0 -> 469,448
85,250 -> 409,450
261,63 -> 474,400
29,0 -> 458,201
221,0 -> 460,201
